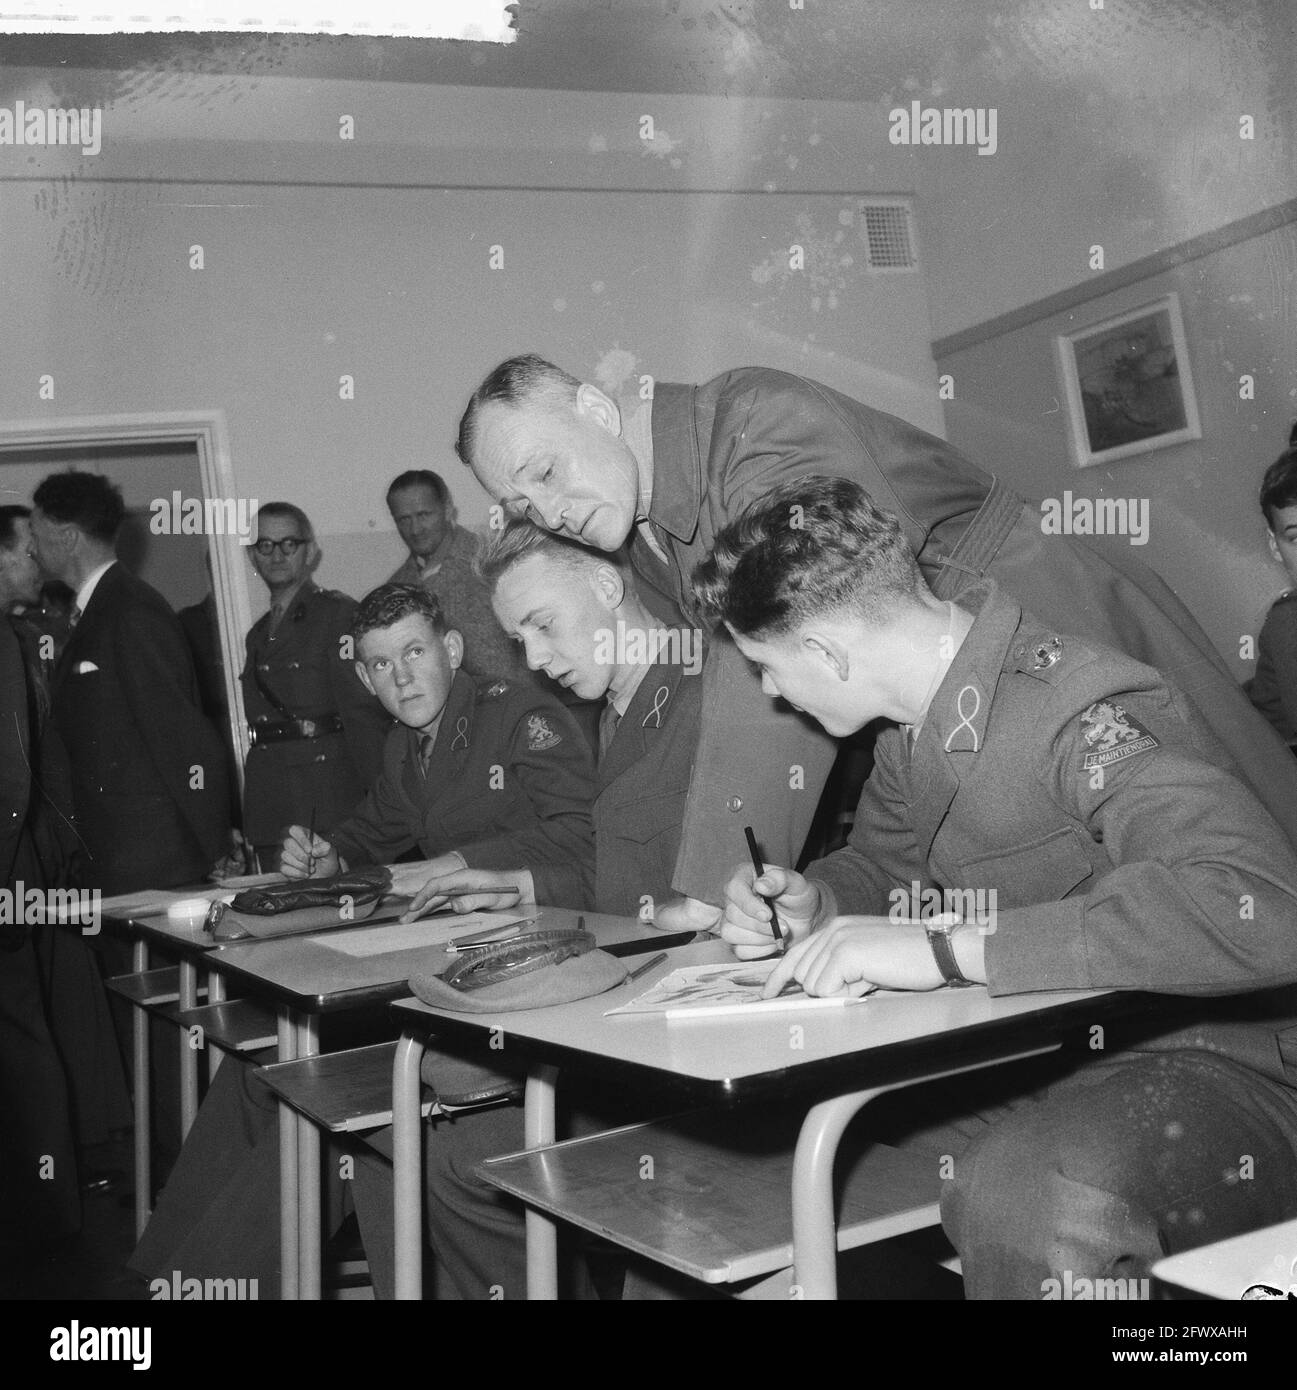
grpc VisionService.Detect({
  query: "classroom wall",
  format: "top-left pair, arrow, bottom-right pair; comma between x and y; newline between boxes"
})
936,218 -> 1297,675
0,75 -> 941,616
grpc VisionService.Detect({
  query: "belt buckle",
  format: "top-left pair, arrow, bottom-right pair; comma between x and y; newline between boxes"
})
299,718 -> 317,738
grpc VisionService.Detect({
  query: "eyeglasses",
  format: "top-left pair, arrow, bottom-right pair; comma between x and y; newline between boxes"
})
252,537 -> 307,557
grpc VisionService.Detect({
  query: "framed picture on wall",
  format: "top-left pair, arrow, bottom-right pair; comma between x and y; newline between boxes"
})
1055,292 -> 1201,468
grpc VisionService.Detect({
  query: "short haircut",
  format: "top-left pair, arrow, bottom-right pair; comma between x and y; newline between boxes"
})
0,504 -> 31,551
693,476 -> 925,637
1259,425 -> 1297,525
32,471 -> 125,543
386,470 -> 449,508
475,518 -> 624,591
254,501 -> 314,541
455,354 -> 582,468
352,583 -> 446,644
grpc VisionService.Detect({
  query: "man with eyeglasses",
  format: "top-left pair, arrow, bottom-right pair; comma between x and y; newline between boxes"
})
240,502 -> 390,871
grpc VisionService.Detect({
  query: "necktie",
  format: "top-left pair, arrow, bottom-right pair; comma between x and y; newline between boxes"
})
598,701 -> 622,757
268,602 -> 285,636
418,732 -> 436,777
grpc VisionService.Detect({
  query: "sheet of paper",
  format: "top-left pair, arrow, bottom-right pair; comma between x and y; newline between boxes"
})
308,911 -> 530,959
605,959 -> 874,1017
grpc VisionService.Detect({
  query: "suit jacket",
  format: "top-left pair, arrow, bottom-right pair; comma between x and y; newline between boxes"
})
635,368 -> 1297,903
330,669 -> 595,907
807,581 -> 1297,1091
240,580 -> 390,844
594,639 -> 704,918
49,562 -> 230,893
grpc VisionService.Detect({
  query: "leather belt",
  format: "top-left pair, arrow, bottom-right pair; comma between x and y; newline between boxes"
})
248,713 -> 344,746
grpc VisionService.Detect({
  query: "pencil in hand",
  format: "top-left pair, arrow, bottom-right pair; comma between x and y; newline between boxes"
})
743,825 -> 786,955
305,807 -> 317,878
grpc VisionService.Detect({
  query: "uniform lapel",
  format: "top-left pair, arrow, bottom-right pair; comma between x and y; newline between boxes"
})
907,585 -> 1017,868
421,670 -> 476,803
598,655 -> 685,790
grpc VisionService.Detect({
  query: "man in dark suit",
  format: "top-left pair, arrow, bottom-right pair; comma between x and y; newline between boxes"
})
30,471 -> 231,894
455,356 -> 1297,931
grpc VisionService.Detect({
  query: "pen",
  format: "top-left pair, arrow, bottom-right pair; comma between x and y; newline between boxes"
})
305,807 -> 317,878
626,951 -> 667,983
743,825 -> 786,954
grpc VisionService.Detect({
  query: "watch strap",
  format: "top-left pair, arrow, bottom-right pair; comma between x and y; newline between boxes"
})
925,921 -> 973,988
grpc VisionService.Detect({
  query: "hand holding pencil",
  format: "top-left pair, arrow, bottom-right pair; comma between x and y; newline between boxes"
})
719,850 -> 827,961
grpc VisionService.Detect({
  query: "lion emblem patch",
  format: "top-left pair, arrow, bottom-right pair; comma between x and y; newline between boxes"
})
1080,700 -> 1159,770
526,714 -> 562,751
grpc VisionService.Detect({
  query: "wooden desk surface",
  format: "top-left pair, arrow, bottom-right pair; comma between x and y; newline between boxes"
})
203,907 -> 688,1014
1153,1219 -> 1297,1300
391,940 -> 1116,1102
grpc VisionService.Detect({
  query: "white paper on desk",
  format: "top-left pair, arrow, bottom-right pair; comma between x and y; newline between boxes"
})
307,912 -> 531,958
605,960 -> 875,1018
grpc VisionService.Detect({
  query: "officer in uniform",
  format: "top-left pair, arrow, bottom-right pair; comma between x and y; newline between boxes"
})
710,477 -> 1297,1301
281,581 -> 594,909
241,502 -> 390,869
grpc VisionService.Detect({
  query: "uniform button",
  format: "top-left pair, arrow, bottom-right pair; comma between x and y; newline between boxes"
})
726,795 -> 743,812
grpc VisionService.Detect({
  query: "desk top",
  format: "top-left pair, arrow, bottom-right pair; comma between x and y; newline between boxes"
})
1153,1220 -> 1297,1300
203,907 -> 689,1014
391,940 -> 1116,1102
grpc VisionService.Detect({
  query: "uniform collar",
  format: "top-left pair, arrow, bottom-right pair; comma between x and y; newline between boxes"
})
599,638 -> 695,783
414,667 -> 477,762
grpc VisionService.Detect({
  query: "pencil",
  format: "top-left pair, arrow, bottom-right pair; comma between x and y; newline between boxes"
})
743,825 -> 787,954
626,951 -> 668,983
305,807 -> 317,878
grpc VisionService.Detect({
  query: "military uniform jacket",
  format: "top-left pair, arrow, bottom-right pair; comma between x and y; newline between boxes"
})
635,368 -> 1297,903
49,563 -> 230,893
807,581 -> 1297,1091
594,637 -> 704,918
330,669 -> 595,907
241,580 -> 390,844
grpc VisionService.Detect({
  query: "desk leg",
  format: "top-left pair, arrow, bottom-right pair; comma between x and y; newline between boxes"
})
790,1044 -> 1065,1300
524,1064 -> 560,1301
178,959 -> 199,1138
131,938 -> 151,1241
206,969 -> 225,1082
277,1010 -> 299,1301
392,1033 -> 426,1301
296,1015 -> 322,1300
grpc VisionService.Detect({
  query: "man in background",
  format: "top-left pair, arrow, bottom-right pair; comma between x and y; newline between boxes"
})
30,471 -> 230,894
240,502 -> 389,871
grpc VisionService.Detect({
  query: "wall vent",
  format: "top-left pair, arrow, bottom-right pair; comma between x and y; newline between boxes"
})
858,200 -> 918,271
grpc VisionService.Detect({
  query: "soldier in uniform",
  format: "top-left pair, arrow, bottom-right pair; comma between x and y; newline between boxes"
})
455,355 -> 1297,933
708,477 -> 1297,1300
345,522 -> 704,1299
281,581 -> 594,909
241,502 -> 390,870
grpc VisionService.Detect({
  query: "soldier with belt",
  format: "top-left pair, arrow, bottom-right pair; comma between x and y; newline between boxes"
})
241,502 -> 389,869
709,478 -> 1297,1300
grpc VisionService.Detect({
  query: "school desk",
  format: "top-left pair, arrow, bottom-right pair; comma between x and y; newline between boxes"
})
1153,1219 -> 1297,1300
205,907 -> 685,1300
388,940 -> 1122,1300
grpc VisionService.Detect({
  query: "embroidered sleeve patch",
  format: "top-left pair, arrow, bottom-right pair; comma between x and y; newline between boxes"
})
1080,700 -> 1160,770
526,713 -> 562,751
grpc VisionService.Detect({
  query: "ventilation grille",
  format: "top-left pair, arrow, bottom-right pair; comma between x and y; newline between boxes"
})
859,200 -> 917,271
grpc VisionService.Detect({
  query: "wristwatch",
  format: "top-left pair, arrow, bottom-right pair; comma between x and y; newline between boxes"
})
924,918 -> 973,988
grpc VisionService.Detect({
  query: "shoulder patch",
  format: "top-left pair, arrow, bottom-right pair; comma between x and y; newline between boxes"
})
1079,700 -> 1159,771
525,713 -> 562,751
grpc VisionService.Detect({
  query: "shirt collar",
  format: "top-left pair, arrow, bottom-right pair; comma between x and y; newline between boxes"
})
75,559 -> 116,616
608,657 -> 653,718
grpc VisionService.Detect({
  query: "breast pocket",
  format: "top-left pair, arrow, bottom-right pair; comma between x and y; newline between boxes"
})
953,825 -> 1096,908
603,788 -> 687,846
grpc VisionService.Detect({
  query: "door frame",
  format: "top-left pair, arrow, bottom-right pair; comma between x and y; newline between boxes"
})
0,408 -> 253,784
